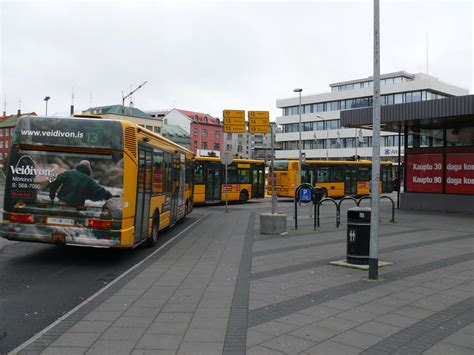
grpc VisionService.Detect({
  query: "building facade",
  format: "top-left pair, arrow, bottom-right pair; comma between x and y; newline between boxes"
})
163,109 -> 223,156
275,71 -> 468,162
83,105 -> 163,134
0,111 -> 37,165
161,124 -> 191,149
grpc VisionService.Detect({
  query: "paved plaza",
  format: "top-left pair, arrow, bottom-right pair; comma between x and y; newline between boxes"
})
13,197 -> 474,354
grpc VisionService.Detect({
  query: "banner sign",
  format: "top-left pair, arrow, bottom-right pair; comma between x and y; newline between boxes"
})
405,154 -> 443,193
445,153 -> 474,195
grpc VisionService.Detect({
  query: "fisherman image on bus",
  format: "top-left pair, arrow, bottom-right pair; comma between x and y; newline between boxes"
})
2,115 -> 193,248
269,159 -> 393,198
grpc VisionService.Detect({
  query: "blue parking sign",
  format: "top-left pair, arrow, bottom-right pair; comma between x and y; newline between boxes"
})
299,188 -> 312,203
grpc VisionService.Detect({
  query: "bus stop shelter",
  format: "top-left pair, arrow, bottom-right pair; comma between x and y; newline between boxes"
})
340,95 -> 474,214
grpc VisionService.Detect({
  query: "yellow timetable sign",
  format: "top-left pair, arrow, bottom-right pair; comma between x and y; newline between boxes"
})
248,111 -> 270,134
223,109 -> 246,133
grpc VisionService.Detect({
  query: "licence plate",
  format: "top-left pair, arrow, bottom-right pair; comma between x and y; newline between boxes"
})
47,217 -> 74,226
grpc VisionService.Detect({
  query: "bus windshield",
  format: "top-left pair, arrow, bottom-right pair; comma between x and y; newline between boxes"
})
5,148 -> 124,219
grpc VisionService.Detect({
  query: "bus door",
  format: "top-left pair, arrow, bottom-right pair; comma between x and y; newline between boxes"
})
381,167 -> 393,193
170,152 -> 180,225
344,167 -> 358,195
252,164 -> 265,198
205,163 -> 221,202
135,147 -> 153,243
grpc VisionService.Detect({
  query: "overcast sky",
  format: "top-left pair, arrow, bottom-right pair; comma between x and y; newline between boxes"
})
1,0 -> 472,120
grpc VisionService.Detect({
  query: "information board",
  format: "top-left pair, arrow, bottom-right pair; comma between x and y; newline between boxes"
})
405,154 -> 443,193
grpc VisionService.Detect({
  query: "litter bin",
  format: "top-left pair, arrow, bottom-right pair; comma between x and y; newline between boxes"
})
346,207 -> 371,265
314,187 -> 324,205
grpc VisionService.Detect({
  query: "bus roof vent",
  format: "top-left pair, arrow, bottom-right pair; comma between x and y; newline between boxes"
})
124,126 -> 137,158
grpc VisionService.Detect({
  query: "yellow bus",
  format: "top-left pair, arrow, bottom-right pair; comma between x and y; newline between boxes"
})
269,159 -> 393,198
193,157 -> 265,204
2,115 -> 193,248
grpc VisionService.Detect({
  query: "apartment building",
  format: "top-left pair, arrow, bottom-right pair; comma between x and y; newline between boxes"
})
275,71 -> 468,162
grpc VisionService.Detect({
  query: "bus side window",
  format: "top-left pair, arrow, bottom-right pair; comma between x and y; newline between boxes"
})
358,167 -> 371,181
164,152 -> 173,192
227,165 -> 238,184
152,149 -> 164,194
331,167 -> 344,182
238,169 -> 250,184
317,168 -> 330,183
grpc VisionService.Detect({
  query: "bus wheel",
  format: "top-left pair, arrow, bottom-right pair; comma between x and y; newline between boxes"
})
239,190 -> 248,204
145,216 -> 159,248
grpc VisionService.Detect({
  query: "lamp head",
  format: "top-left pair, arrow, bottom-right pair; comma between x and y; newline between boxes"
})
293,88 -> 303,93
44,96 -> 50,101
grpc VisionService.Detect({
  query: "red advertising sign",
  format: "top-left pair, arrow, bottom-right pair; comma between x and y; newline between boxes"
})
406,154 -> 443,193
445,153 -> 474,194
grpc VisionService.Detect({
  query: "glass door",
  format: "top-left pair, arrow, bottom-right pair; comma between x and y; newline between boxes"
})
252,164 -> 265,198
170,152 -> 180,225
344,167 -> 358,195
205,163 -> 221,202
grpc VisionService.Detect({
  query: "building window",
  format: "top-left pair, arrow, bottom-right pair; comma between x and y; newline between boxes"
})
5,141 -> 8,148
214,131 -> 220,139
146,125 -> 153,131
227,133 -> 232,139
194,128 -> 198,136
201,142 -> 208,149
226,144 -> 232,151
194,140 -> 198,147
193,115 -> 198,122
154,127 -> 161,134
214,143 -> 220,150
0,141 -> 3,148
237,144 -> 243,152
0,130 -> 3,137
202,129 -> 208,137
202,116 -> 208,124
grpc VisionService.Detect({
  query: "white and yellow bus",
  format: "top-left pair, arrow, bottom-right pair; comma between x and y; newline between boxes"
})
269,159 -> 394,198
193,157 -> 265,204
2,115 -> 193,248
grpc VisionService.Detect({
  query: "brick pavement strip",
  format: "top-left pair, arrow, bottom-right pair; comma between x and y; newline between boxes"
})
248,252 -> 474,327
361,296 -> 474,354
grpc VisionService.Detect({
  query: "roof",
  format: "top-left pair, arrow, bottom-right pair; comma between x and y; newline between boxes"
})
0,113 -> 37,128
176,109 -> 221,125
340,95 -> 474,132
162,124 -> 190,138
329,71 -> 415,87
84,105 -> 152,119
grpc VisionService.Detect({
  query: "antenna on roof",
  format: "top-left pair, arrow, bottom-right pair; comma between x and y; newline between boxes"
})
122,81 -> 148,106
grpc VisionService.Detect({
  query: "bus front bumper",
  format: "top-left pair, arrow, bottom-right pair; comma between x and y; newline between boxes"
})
1,223 -> 121,248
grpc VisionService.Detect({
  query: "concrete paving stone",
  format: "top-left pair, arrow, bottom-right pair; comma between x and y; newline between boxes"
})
393,305 -> 436,319
355,320 -> 403,338
261,334 -> 316,354
290,324 -> 340,342
304,340 -> 363,355
183,327 -> 227,342
331,330 -> 384,350
154,312 -> 194,323
188,316 -> 229,329
106,295 -> 140,303
101,326 -> 146,341
193,307 -> 230,319
315,317 -> 360,332
336,308 -> 379,324
49,332 -> 101,348
392,290 -> 428,302
408,286 -> 445,296
459,323 -> 474,335
135,334 -> 183,350
132,299 -> 167,308
131,350 -> 176,355
67,321 -> 112,333
147,322 -> 189,335
123,306 -> 161,318
299,305 -> 342,320
443,331 -> 474,349
113,316 -> 154,328
41,346 -> 88,355
246,329 -> 276,348
177,342 -> 224,355
246,345 -> 286,354
375,313 -> 421,327
320,298 -> 361,311
275,312 -> 320,327
94,302 -> 131,312
85,340 -> 136,355
423,342 -> 474,355
82,311 -> 123,322
252,320 -> 300,336
160,302 -> 197,313
338,292 -> 379,304
352,302 -> 399,315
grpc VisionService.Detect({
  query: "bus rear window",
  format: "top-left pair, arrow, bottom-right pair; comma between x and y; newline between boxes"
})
273,160 -> 289,170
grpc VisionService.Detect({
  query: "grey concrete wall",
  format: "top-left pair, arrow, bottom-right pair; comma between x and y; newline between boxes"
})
400,192 -> 474,214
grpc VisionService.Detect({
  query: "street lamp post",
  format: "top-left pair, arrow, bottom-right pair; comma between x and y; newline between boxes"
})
294,88 -> 303,186
44,96 -> 50,116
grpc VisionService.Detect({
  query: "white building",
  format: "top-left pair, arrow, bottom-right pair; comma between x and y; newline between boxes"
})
223,122 -> 276,160
275,71 -> 468,162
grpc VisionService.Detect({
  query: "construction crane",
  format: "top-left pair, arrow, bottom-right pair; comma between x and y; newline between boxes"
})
122,81 -> 148,106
